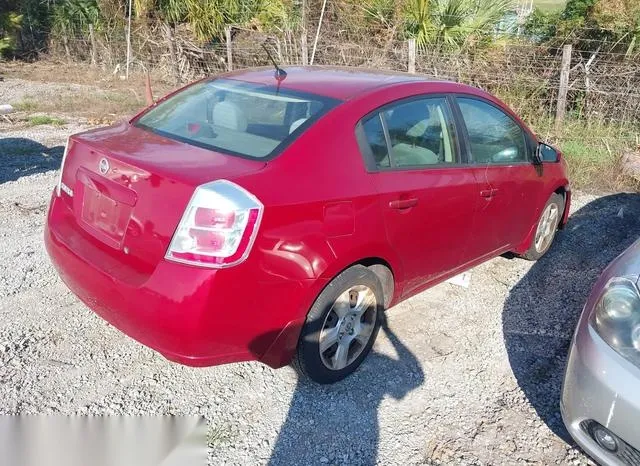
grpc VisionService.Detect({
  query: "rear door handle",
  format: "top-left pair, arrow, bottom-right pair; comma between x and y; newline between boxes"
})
480,188 -> 498,198
389,198 -> 418,210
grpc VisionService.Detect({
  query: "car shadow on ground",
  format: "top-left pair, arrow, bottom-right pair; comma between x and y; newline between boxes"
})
265,317 -> 424,465
0,137 -> 64,184
503,193 -> 640,441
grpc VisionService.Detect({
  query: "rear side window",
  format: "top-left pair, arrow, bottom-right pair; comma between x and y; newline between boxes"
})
361,115 -> 390,168
358,96 -> 459,170
135,79 -> 339,159
382,97 -> 457,167
457,97 -> 527,164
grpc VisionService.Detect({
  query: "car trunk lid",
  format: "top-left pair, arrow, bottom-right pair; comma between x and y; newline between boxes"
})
58,122 -> 266,276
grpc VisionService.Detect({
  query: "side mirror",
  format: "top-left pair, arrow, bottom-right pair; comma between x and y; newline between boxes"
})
537,143 -> 560,163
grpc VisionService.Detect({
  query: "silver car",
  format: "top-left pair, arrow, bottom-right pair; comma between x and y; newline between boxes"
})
562,238 -> 640,465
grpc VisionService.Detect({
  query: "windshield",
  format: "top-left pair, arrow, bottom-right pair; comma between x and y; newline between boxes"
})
134,78 -> 340,159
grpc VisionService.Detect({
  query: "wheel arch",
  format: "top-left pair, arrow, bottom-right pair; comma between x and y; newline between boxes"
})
319,248 -> 402,309
514,188 -> 568,255
553,184 -> 571,229
356,258 -> 395,309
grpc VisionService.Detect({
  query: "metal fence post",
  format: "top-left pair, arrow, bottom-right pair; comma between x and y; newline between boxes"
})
408,39 -> 416,74
555,44 -> 572,131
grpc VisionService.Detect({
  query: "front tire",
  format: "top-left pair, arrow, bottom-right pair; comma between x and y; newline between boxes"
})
292,265 -> 383,384
521,193 -> 564,261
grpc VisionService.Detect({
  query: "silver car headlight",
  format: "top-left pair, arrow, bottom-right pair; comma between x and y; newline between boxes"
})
591,276 -> 640,365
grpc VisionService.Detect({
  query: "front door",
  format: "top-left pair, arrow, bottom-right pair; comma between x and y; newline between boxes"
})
358,95 -> 479,297
453,96 -> 541,259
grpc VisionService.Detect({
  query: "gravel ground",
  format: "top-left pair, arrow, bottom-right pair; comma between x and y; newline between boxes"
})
2,78 -> 640,465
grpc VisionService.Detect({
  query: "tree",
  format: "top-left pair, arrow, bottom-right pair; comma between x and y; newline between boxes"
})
52,0 -> 101,37
523,7 -> 561,42
557,0 -> 640,55
406,0 -> 515,50
0,11 -> 22,58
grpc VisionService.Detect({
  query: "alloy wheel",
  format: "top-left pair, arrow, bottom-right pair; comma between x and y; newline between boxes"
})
534,203 -> 559,253
319,285 -> 377,371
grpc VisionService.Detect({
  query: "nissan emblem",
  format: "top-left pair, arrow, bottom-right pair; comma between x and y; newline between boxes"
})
99,158 -> 110,175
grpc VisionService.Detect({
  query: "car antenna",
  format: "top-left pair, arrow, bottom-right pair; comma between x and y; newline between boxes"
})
261,42 -> 287,85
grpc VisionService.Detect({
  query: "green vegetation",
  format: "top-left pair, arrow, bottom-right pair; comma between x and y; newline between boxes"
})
527,117 -> 638,191
533,0 -> 566,11
1,0 -> 638,54
0,11 -> 22,58
27,115 -> 66,126
12,99 -> 38,112
406,0 -> 515,49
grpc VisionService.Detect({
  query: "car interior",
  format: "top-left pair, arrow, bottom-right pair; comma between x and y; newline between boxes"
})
371,99 -> 454,168
139,81 -> 326,158
457,100 -> 526,164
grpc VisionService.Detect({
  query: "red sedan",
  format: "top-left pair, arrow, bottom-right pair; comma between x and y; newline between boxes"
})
45,66 -> 570,383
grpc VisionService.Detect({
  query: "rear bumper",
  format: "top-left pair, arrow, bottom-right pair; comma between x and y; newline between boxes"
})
45,191 -> 323,368
561,317 -> 640,465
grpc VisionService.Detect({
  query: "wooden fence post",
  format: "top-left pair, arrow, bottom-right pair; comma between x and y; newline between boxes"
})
62,35 -> 71,63
276,38 -> 282,64
408,39 -> 416,74
163,23 -> 180,85
301,0 -> 308,65
301,33 -> 309,65
555,44 -> 572,131
225,26 -> 233,72
88,25 -> 97,67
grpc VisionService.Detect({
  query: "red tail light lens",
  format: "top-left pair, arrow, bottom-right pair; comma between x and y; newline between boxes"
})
166,180 -> 263,268
194,208 -> 236,229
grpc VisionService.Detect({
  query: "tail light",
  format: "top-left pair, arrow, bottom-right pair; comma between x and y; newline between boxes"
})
166,180 -> 263,268
56,138 -> 71,196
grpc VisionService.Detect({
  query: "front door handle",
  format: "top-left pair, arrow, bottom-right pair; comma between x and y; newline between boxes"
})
480,188 -> 498,198
389,198 -> 418,210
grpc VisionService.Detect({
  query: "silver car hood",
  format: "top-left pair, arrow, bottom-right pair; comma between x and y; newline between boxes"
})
602,236 -> 640,284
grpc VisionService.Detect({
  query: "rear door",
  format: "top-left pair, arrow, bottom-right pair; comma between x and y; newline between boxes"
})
452,96 -> 542,258
356,95 -> 479,297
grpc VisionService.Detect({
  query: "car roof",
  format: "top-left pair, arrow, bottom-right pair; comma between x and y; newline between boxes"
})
223,66 -> 452,100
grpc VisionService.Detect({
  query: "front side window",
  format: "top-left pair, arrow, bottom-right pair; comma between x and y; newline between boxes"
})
457,97 -> 527,164
135,79 -> 339,159
382,97 -> 457,168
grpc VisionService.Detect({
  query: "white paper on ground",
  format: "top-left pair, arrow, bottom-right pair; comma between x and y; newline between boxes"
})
445,271 -> 471,288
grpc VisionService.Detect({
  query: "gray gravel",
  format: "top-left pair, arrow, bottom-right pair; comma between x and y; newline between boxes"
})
3,79 -> 640,465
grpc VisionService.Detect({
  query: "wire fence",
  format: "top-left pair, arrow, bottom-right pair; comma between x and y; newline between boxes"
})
31,25 -> 640,152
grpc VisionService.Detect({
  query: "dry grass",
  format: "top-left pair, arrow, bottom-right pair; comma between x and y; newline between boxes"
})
15,90 -> 146,120
3,60 -> 176,120
2,60 -> 175,96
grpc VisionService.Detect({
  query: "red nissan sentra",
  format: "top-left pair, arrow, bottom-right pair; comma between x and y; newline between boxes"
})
45,66 -> 570,383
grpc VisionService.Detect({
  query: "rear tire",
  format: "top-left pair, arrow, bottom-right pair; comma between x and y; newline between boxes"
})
292,265 -> 383,384
521,193 -> 564,261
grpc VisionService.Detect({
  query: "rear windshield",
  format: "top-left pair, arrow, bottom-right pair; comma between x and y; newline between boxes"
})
134,78 -> 340,159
